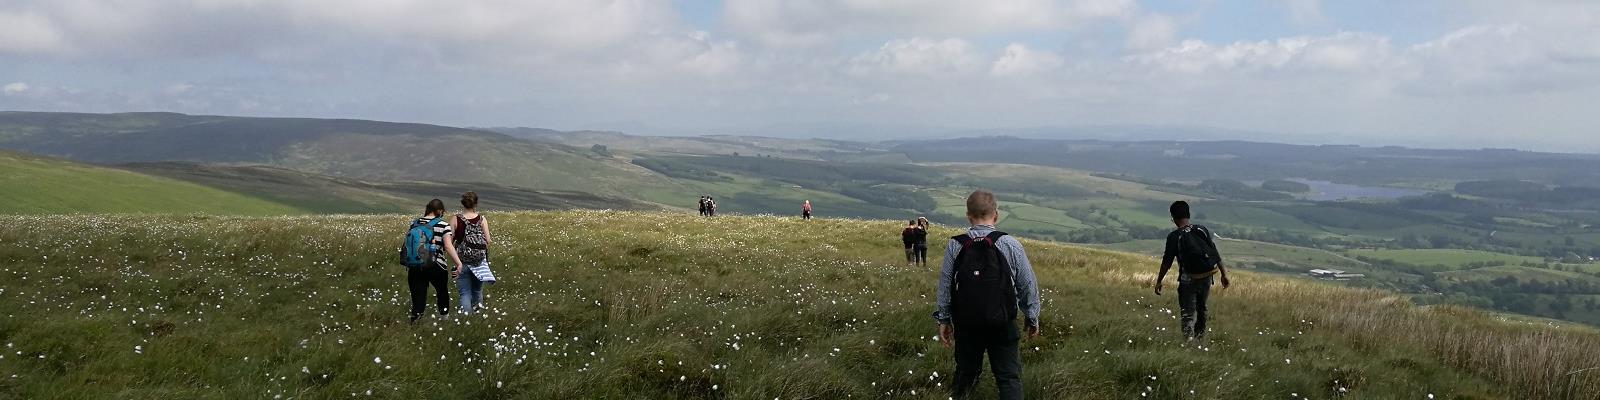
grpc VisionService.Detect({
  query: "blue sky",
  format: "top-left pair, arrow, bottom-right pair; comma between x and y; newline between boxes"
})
1,0 -> 1597,152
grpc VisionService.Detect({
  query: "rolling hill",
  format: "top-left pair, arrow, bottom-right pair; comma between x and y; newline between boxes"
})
0,211 -> 1595,398
0,151 -> 653,215
0,151 -> 302,215
0,112 -> 658,197
124,162 -> 656,214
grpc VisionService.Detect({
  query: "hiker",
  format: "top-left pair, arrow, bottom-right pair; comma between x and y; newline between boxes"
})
402,199 -> 464,322
707,197 -> 717,217
902,219 -> 919,265
1154,200 -> 1231,341
802,200 -> 812,220
912,217 -> 930,267
698,196 -> 708,217
454,191 -> 495,315
934,190 -> 1041,400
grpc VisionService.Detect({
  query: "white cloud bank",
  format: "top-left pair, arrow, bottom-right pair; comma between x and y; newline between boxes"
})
0,0 -> 1597,151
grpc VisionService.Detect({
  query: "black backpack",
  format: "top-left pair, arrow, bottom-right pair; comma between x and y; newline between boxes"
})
455,215 -> 489,265
949,231 -> 1018,326
1176,226 -> 1219,275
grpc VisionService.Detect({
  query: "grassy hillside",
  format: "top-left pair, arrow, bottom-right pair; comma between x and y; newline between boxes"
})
125,162 -> 655,214
1,212 -> 1596,398
0,152 -> 301,215
0,112 -> 658,197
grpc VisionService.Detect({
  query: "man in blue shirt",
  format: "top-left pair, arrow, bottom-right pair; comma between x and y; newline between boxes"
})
933,190 -> 1041,400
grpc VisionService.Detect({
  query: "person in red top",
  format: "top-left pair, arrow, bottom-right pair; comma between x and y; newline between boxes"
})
802,200 -> 813,220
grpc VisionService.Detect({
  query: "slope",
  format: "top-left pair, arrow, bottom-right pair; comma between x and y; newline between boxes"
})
0,112 -> 657,196
0,151 -> 302,215
123,162 -> 656,214
1,211 -> 1595,398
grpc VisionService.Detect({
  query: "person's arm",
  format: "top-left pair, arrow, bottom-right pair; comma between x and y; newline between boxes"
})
1156,233 -> 1178,295
1001,237 -> 1042,339
480,215 -> 492,246
933,238 -> 960,347
442,224 -> 464,276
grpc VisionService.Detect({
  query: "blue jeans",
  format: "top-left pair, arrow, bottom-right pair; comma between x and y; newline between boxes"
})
457,260 -> 487,314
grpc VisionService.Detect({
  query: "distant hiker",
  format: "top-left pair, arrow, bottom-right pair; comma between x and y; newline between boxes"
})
802,200 -> 813,220
912,218 -> 930,267
454,191 -> 495,315
401,199 -> 464,322
707,197 -> 717,217
902,220 -> 919,266
934,190 -> 1041,400
1154,200 -> 1231,341
698,196 -> 709,217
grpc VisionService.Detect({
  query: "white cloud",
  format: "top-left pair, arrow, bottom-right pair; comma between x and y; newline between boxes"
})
2,82 -> 29,95
991,44 -> 1065,76
849,38 -> 985,77
1126,14 -> 1177,50
1402,23 -> 1600,95
0,11 -> 66,54
0,0 -> 731,75
1130,32 -> 1394,74
725,0 -> 1136,47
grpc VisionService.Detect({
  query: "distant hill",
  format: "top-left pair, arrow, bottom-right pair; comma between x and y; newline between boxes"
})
489,127 -> 907,162
124,162 -> 655,213
0,112 -> 656,196
0,151 -> 301,215
0,150 -> 653,215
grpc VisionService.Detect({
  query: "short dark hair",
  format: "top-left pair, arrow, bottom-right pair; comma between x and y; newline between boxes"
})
966,190 -> 998,219
1170,201 -> 1191,220
425,199 -> 447,217
460,191 -> 479,209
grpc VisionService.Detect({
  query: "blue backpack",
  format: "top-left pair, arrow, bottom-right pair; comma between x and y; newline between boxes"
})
400,217 -> 441,268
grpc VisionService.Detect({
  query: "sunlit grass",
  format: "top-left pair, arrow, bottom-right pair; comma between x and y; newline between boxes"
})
0,211 -> 1591,398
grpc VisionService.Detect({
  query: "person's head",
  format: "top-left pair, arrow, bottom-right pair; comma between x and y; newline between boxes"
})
965,190 -> 999,225
460,191 -> 479,210
1169,200 -> 1191,227
918,216 -> 929,228
909,219 -> 918,226
424,198 -> 446,217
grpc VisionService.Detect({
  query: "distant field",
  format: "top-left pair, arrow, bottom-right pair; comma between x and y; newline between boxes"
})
1099,238 -> 1374,277
0,152 -> 301,215
1346,248 -> 1544,268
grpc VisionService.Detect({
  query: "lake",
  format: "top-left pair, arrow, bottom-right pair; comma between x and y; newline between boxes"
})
1288,178 -> 1429,201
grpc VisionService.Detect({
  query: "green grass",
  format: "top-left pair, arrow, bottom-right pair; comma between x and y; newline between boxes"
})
4,211 -> 1600,398
0,152 -> 301,215
1346,249 -> 1544,269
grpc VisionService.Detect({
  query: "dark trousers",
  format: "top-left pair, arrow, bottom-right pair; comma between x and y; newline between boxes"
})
951,323 -> 1023,400
1177,274 -> 1213,339
905,246 -> 916,263
408,265 -> 450,321
913,245 -> 928,265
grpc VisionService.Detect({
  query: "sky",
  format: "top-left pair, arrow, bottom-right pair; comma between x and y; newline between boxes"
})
0,0 -> 1597,152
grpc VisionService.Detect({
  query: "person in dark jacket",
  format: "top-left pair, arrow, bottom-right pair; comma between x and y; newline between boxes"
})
1155,200 -> 1232,341
902,220 -> 919,266
912,217 -> 930,267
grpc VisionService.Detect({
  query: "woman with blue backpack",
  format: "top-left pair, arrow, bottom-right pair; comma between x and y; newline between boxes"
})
453,191 -> 494,314
400,199 -> 464,323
